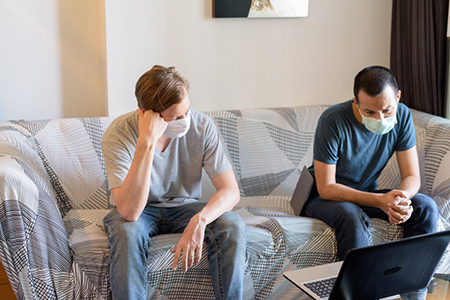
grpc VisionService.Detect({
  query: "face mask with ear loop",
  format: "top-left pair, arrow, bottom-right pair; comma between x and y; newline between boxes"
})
162,109 -> 191,138
358,106 -> 397,135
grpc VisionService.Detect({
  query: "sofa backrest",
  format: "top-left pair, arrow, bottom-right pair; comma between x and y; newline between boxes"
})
203,106 -> 328,198
2,106 -> 449,228
204,106 -> 450,228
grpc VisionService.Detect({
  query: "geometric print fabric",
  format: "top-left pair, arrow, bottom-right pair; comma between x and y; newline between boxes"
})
0,106 -> 449,299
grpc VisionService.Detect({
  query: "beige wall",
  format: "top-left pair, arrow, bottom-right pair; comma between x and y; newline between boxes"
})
0,0 -> 107,121
105,0 -> 393,117
0,0 -> 392,120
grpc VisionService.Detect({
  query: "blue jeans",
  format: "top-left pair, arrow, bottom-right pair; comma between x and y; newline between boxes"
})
104,202 -> 247,300
302,188 -> 439,261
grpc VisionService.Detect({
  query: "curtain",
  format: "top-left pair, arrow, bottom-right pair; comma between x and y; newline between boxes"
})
390,0 -> 449,117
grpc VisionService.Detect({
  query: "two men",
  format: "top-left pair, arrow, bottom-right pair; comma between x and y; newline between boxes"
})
102,64 -> 439,299
102,65 -> 246,300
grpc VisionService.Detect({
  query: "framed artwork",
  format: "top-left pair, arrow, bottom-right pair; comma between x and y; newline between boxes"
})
214,0 -> 308,18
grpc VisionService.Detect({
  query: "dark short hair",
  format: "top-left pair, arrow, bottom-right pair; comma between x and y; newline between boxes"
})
353,66 -> 398,102
135,65 -> 190,113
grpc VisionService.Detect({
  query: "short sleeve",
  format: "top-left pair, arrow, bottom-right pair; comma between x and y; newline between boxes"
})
101,128 -> 134,190
202,118 -> 232,179
313,116 -> 340,165
395,106 -> 416,152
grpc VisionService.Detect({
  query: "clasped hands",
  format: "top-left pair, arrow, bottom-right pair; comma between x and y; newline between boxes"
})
381,190 -> 413,224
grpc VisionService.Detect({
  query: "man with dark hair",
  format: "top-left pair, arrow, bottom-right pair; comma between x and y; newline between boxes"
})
102,65 -> 246,300
302,66 -> 438,299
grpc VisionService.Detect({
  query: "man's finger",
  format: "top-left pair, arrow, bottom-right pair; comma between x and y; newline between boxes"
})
172,246 -> 182,271
389,207 -> 404,222
194,244 -> 202,264
188,249 -> 195,268
388,212 -> 400,224
182,245 -> 190,272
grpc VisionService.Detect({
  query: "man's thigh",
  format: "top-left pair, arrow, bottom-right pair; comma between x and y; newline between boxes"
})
163,202 -> 208,233
104,206 -> 162,239
302,195 -> 370,227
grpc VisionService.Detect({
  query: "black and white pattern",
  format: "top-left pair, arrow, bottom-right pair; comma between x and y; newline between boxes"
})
0,107 -> 449,299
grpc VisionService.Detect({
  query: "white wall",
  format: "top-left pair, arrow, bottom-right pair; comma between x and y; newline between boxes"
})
0,0 -> 107,121
105,0 -> 393,117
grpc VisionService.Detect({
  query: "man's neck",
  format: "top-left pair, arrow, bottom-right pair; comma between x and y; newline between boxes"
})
156,135 -> 171,152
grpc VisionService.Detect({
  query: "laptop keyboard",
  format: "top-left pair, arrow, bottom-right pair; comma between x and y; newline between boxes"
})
304,277 -> 337,298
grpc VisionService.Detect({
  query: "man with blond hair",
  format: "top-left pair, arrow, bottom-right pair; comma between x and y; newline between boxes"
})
102,65 -> 246,300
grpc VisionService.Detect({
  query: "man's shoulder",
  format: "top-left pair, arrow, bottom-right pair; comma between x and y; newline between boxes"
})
397,102 -> 411,115
110,111 -> 138,126
190,109 -> 216,129
321,100 -> 353,121
103,111 -> 138,143
190,108 -> 212,121
396,102 -> 413,124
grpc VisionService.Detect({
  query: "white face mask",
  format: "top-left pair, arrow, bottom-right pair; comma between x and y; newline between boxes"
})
358,106 -> 397,135
163,109 -> 191,139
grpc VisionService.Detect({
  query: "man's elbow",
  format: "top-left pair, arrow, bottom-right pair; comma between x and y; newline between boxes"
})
117,206 -> 141,222
227,186 -> 240,209
317,185 -> 332,201
232,188 -> 241,206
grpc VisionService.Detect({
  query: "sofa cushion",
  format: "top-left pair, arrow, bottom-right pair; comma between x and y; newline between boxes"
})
63,194 -> 431,299
63,198 -> 342,299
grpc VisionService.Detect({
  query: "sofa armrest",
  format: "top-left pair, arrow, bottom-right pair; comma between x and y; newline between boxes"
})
0,126 -> 72,299
410,110 -> 450,229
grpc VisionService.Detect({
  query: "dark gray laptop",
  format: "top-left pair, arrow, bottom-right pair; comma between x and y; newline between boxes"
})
291,165 -> 314,215
284,230 -> 450,300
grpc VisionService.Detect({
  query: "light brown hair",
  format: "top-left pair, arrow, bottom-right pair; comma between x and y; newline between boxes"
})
135,65 -> 190,112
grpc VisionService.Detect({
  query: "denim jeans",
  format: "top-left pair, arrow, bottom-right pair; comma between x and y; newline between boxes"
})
302,188 -> 439,261
104,202 -> 247,300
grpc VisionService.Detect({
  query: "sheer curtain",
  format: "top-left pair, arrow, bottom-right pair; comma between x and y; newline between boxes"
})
390,0 -> 449,117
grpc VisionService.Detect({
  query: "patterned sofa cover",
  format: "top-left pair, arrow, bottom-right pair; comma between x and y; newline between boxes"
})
0,105 -> 449,300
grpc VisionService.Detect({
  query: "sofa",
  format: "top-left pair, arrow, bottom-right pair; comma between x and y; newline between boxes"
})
0,105 -> 449,300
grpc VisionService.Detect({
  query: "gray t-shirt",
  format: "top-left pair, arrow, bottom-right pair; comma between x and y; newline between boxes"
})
101,109 -> 232,207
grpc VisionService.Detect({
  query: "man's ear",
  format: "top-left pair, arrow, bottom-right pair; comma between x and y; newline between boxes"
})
352,97 -> 358,105
397,90 -> 401,102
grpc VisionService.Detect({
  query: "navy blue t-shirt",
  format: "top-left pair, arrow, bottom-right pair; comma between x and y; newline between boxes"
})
309,100 -> 416,192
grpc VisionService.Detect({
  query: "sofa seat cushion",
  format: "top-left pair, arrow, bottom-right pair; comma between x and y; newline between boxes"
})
64,209 -> 110,256
62,196 -> 424,299
62,200 -> 344,299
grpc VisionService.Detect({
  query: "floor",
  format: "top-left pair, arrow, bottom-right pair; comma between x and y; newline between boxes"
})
390,278 -> 450,300
0,262 -> 15,299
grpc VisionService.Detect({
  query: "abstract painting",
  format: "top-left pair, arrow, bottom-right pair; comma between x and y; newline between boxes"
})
214,0 -> 308,18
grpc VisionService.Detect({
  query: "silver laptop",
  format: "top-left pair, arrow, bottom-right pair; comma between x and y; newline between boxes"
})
284,230 -> 450,300
291,165 -> 314,216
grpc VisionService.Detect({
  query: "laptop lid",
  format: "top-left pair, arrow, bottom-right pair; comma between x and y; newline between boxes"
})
291,165 -> 314,216
330,230 -> 450,300
284,230 -> 450,300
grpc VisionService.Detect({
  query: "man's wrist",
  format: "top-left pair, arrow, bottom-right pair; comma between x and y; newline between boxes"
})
137,136 -> 158,150
372,192 -> 385,209
194,212 -> 208,228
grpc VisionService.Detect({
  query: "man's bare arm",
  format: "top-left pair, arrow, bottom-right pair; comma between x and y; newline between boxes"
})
396,146 -> 420,199
112,110 -> 167,222
385,146 -> 420,223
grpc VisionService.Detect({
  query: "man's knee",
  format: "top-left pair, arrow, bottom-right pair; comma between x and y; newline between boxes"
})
411,193 -> 439,226
305,198 -> 369,226
212,211 -> 246,244
329,202 -> 370,228
105,209 -> 150,249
